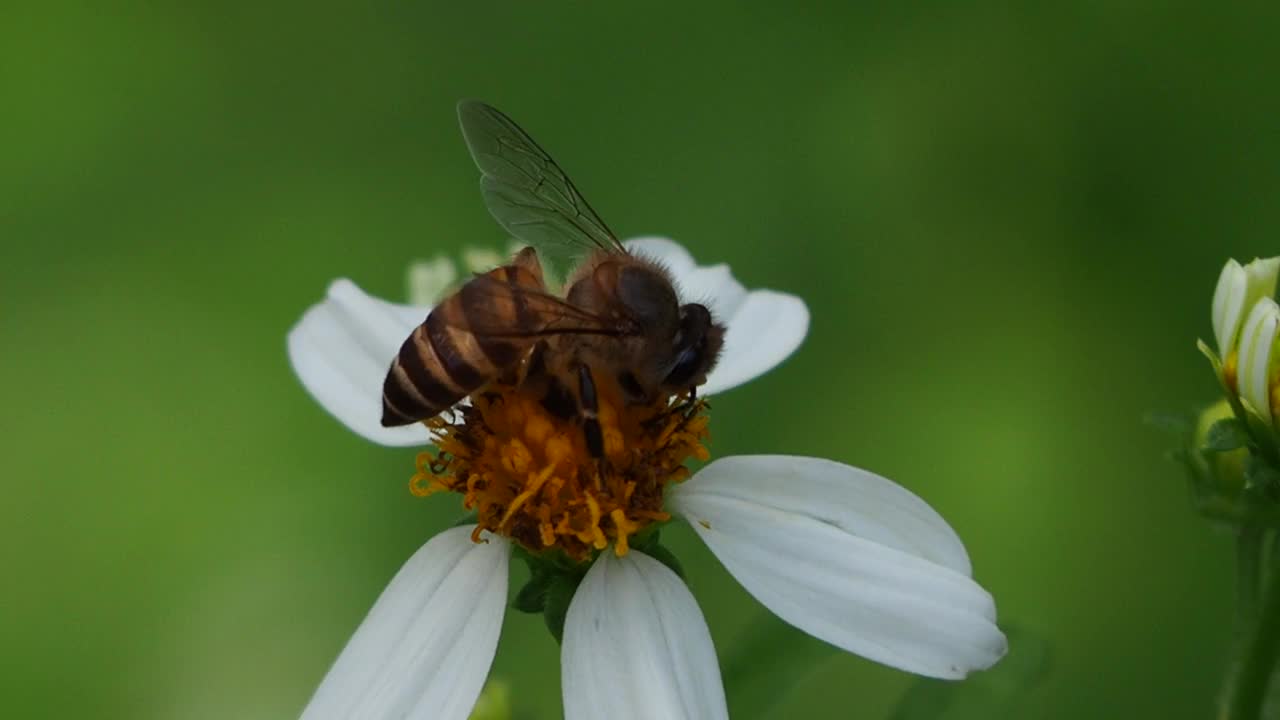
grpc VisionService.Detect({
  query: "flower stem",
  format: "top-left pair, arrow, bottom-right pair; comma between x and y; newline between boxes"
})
1222,528 -> 1280,720
1238,528 -> 1263,627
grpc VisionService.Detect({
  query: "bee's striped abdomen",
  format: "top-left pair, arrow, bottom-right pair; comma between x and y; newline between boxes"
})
380,262 -> 541,427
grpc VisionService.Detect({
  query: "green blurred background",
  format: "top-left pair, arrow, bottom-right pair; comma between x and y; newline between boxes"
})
4,1 -> 1278,717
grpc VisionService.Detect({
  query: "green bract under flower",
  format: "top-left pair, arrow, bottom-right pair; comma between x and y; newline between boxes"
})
1193,399 -> 1249,497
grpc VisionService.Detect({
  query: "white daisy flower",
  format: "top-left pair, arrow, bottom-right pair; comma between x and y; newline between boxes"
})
288,237 -> 1006,720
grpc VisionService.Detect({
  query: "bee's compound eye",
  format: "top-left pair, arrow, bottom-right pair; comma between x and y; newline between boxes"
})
664,304 -> 714,387
664,347 -> 703,388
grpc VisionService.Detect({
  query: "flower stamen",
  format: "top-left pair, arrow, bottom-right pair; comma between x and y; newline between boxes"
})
412,381 -> 710,562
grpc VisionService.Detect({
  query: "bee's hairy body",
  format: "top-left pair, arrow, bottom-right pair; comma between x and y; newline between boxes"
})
381,101 -> 725,457
383,246 -> 723,458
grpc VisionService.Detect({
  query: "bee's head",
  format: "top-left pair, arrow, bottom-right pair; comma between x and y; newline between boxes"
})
609,261 -> 724,396
660,303 -> 725,391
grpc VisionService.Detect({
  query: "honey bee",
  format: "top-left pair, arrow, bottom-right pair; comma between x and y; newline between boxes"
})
381,101 -> 725,458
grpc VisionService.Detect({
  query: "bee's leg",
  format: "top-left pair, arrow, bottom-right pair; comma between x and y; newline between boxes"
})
576,364 -> 605,461
539,377 -> 576,420
683,384 -> 701,418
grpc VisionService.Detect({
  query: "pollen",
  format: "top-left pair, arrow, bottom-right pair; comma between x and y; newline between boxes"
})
412,382 -> 710,562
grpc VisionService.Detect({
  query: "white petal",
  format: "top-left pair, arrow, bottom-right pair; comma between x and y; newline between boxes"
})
301,526 -> 510,720
1238,297 -> 1280,424
562,552 -> 727,720
1212,260 -> 1246,358
680,263 -> 748,321
674,455 -> 971,573
624,237 -> 809,395
287,279 -> 430,446
670,455 -> 1006,679
702,291 -> 809,396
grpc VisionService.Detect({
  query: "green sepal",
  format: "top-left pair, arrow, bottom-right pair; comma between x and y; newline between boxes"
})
508,544 -> 590,644
1239,409 -> 1280,470
630,526 -> 662,553
511,545 -> 588,621
1194,338 -> 1270,458
508,526 -> 685,644
1244,455 -> 1280,493
625,527 -> 686,579
1199,338 -> 1225,377
513,543 -> 586,573
543,573 -> 583,645
512,567 -> 555,614
640,543 -> 686,580
1207,418 -> 1251,453
451,512 -> 480,528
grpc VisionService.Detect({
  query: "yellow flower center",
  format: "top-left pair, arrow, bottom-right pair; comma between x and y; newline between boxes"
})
411,382 -> 710,562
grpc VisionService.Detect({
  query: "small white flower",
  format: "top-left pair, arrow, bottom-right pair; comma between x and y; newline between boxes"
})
460,247 -> 507,275
1212,256 -> 1280,363
289,237 -> 1005,719
406,256 -> 458,307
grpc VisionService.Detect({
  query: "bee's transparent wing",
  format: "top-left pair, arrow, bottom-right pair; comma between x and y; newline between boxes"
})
447,274 -> 637,339
457,100 -> 628,266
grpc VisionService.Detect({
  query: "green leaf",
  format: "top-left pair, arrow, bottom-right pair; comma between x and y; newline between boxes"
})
1206,418 -> 1250,452
542,573 -> 583,645
889,625 -> 1051,720
639,543 -> 685,580
630,526 -> 662,553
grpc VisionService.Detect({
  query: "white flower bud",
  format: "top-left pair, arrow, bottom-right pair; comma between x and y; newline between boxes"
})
406,256 -> 458,306
461,247 -> 506,274
1212,257 -> 1280,361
